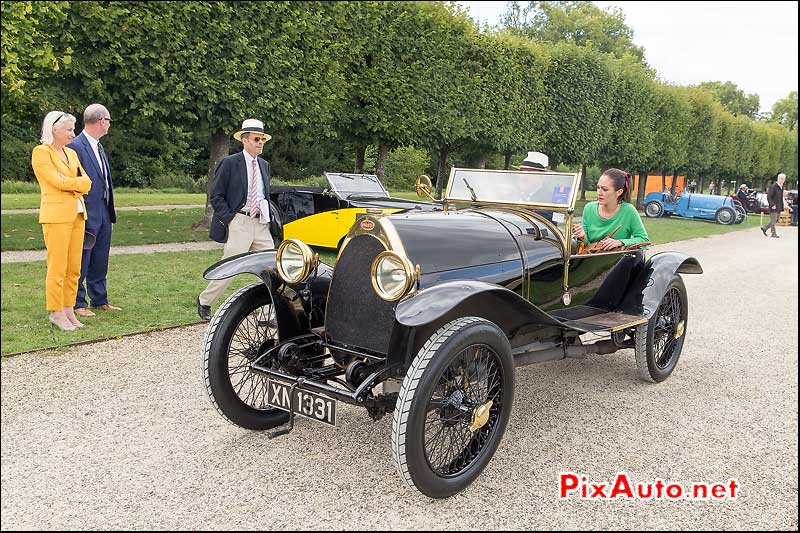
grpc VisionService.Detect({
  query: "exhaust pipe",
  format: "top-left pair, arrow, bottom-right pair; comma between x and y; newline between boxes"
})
513,339 -> 624,368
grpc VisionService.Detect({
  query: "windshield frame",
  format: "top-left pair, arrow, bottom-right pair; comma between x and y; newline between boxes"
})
443,167 -> 581,213
324,172 -> 389,200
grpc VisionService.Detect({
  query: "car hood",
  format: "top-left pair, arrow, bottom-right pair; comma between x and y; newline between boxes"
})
385,208 -> 559,274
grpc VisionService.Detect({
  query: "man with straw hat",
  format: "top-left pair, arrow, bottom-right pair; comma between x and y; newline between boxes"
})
197,118 -> 275,321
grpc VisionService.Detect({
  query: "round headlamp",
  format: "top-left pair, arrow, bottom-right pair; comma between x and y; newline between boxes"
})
276,239 -> 318,284
371,251 -> 416,302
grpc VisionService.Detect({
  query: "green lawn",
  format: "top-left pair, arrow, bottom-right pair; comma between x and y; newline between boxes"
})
2,209 -> 209,251
642,212 -> 764,244
0,247 -> 337,356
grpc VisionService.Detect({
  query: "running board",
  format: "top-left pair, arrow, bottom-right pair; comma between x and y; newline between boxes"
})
549,305 -> 648,333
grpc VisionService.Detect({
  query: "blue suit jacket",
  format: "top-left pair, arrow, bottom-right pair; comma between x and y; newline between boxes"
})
67,132 -> 116,234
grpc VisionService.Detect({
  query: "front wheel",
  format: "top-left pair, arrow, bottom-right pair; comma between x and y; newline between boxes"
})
734,204 -> 746,224
201,283 -> 289,430
645,201 -> 664,218
392,317 -> 514,498
634,275 -> 688,382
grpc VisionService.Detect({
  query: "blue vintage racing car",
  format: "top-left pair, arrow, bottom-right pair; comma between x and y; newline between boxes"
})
643,191 -> 746,224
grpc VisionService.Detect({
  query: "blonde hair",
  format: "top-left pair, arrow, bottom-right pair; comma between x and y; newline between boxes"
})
40,111 -> 76,145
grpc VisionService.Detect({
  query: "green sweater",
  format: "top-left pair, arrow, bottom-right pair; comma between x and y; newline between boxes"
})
581,201 -> 649,246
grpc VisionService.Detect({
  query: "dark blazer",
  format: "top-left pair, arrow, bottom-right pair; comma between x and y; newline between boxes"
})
67,132 -> 116,234
209,151 -> 272,243
766,182 -> 784,213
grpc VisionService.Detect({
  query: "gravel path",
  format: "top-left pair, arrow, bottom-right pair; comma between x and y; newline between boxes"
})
1,240 -> 222,263
1,227 -> 797,530
1,204 -> 204,215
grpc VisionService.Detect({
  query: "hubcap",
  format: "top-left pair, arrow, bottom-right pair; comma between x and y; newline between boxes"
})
468,400 -> 493,433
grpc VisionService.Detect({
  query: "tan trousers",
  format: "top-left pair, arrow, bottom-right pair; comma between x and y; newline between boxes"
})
41,214 -> 85,311
199,214 -> 274,306
762,211 -> 780,236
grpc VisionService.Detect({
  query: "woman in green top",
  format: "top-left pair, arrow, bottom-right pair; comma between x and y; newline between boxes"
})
573,168 -> 649,251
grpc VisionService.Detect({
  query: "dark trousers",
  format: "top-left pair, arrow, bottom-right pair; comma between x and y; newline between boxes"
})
792,208 -> 798,226
76,206 -> 112,308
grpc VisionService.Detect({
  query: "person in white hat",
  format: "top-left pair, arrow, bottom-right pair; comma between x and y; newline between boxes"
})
518,151 -> 555,222
197,118 -> 276,320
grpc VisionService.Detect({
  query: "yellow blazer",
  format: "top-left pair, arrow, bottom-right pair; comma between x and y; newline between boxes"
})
31,144 -> 92,223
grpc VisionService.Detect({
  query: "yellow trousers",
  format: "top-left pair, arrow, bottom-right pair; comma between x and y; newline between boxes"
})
41,214 -> 85,311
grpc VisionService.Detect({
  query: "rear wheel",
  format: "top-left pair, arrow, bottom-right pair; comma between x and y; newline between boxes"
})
715,206 -> 735,225
634,275 -> 688,382
645,201 -> 664,218
202,283 -> 289,430
392,317 -> 514,498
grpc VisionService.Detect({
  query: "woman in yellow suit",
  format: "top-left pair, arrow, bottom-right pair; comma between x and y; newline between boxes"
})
31,111 -> 93,331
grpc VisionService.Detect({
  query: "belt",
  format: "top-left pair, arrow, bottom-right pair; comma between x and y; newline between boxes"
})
238,209 -> 251,215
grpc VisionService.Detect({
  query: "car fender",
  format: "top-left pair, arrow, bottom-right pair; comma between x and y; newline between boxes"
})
203,250 -> 334,337
617,251 -> 702,318
395,280 -> 566,334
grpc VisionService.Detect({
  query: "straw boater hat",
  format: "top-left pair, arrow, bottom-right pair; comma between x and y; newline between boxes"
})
518,151 -> 549,171
233,118 -> 272,142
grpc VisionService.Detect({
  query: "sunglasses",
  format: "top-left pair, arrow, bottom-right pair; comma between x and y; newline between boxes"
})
100,117 -> 113,123
249,136 -> 268,143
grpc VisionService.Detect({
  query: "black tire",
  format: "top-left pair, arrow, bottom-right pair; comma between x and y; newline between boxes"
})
734,204 -> 746,224
201,283 -> 289,430
634,275 -> 688,383
715,206 -> 735,225
645,201 -> 664,218
391,317 -> 514,498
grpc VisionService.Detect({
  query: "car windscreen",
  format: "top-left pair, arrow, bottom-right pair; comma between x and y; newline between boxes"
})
445,168 -> 578,210
325,172 -> 389,200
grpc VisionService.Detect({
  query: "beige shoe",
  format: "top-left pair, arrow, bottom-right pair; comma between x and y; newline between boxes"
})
75,308 -> 96,317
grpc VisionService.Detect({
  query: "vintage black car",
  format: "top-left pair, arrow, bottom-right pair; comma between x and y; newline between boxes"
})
200,168 -> 702,498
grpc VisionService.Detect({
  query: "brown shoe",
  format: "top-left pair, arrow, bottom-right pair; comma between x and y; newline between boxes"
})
97,304 -> 122,311
75,307 -> 96,317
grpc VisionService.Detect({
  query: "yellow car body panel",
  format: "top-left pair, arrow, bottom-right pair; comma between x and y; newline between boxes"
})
283,207 -> 404,248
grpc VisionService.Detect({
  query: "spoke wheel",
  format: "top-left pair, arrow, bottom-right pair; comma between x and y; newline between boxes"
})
392,317 -> 514,498
634,275 -> 688,382
202,283 -> 289,430
645,201 -> 664,218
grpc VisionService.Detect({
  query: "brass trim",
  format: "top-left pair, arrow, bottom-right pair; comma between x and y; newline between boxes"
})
370,250 -> 417,302
276,238 -> 319,284
674,320 -> 685,339
610,317 -> 649,332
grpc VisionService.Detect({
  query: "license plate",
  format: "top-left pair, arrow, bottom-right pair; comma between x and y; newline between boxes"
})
266,379 -> 336,426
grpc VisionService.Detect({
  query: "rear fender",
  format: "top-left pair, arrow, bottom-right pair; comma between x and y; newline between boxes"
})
617,252 -> 702,318
203,250 -> 334,337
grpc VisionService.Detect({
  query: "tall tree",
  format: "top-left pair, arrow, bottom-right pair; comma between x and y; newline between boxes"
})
771,91 -> 798,131
697,81 -> 760,119
500,1 -> 645,61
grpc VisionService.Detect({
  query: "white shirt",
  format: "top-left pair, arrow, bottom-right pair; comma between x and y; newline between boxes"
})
243,152 -> 268,219
83,131 -> 109,194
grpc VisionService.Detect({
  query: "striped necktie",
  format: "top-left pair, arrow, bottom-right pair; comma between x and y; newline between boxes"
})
249,158 -> 259,218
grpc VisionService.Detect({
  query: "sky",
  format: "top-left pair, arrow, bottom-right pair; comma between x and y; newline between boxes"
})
459,1 -> 798,114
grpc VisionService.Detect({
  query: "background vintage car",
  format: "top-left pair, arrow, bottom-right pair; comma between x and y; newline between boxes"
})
644,191 -> 745,224
270,172 -> 438,248
201,168 -> 701,499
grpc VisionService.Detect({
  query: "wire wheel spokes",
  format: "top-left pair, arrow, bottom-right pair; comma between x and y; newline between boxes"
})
227,304 -> 279,410
424,345 -> 503,477
652,288 -> 682,368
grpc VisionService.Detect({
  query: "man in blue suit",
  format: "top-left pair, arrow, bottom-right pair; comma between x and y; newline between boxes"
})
69,103 -> 121,317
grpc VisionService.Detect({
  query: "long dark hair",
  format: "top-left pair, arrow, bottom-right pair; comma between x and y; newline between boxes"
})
602,168 -> 632,204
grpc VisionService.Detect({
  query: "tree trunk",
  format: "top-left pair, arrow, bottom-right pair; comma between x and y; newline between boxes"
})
661,170 -> 667,192
375,143 -> 389,182
670,171 -> 678,194
477,157 -> 487,169
434,145 -> 449,200
354,144 -> 366,173
504,151 -> 512,170
636,171 -> 647,210
698,176 -> 704,193
197,129 -> 230,229
580,162 -> 588,200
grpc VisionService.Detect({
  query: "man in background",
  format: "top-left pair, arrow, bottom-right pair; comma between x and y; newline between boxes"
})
69,103 -> 121,317
761,173 -> 786,238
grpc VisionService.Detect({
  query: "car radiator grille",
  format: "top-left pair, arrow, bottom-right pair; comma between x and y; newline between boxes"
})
326,234 -> 395,355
